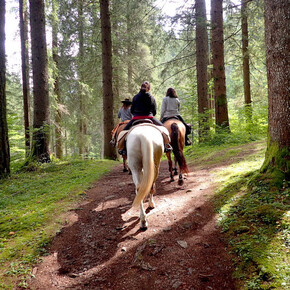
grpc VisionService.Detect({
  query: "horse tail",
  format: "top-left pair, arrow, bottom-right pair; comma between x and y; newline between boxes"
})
170,123 -> 189,174
132,138 -> 155,208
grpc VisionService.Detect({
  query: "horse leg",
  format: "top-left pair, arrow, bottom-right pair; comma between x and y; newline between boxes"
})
148,183 -> 156,209
122,155 -> 129,172
178,173 -> 183,185
139,200 -> 148,229
131,168 -> 147,229
173,157 -> 178,176
166,152 -> 174,182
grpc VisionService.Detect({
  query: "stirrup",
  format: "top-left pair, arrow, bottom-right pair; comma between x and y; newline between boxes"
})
185,139 -> 192,146
164,144 -> 172,153
110,139 -> 116,147
118,149 -> 127,155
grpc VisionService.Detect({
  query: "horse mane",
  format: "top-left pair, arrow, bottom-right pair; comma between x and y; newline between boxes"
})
170,123 -> 189,174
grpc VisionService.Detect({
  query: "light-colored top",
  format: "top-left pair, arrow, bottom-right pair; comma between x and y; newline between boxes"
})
160,96 -> 180,119
118,107 -> 133,122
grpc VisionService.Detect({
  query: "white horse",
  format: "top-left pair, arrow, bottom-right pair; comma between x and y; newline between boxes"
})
127,124 -> 164,229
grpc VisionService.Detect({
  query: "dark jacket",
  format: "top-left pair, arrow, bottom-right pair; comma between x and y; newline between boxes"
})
130,90 -> 157,117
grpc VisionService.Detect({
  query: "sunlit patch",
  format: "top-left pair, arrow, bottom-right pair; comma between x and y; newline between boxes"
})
93,198 -> 130,212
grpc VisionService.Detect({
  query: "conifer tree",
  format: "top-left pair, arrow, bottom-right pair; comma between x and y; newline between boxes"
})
196,0 -> 209,141
211,0 -> 230,131
19,0 -> 31,155
0,0 -> 10,177
29,0 -> 50,162
262,0 -> 290,174
100,0 -> 116,159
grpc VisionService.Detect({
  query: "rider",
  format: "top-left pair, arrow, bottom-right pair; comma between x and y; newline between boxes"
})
123,81 -> 163,130
119,81 -> 172,154
160,87 -> 192,146
110,98 -> 133,146
118,98 -> 133,122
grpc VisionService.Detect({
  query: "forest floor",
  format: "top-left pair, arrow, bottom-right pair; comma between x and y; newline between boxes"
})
26,143 -> 262,290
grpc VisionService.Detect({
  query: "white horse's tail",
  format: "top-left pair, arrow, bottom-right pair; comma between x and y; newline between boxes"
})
132,139 -> 155,208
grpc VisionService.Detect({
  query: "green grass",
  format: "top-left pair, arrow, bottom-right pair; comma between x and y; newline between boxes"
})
0,159 -> 118,288
186,140 -> 289,289
1,139 -> 288,289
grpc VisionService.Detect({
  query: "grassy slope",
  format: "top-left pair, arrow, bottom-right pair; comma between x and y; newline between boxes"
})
0,141 -> 288,289
0,159 -> 118,288
186,141 -> 289,289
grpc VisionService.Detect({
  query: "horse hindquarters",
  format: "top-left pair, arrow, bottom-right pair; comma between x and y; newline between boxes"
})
127,128 -> 163,229
170,123 -> 188,174
131,139 -> 155,208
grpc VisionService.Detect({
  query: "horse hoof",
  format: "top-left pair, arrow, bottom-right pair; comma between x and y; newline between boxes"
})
178,179 -> 184,186
140,221 -> 148,230
170,178 -> 174,182
123,168 -> 128,172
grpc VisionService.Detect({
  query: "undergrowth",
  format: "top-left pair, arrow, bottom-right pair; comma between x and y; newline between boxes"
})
0,159 -> 118,288
207,143 -> 290,289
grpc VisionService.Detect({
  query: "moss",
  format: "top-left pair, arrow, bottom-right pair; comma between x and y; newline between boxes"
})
261,141 -> 290,175
212,158 -> 289,289
256,204 -> 283,225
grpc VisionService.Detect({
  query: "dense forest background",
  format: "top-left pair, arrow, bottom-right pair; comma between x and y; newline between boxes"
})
4,0 -> 268,166
0,1 -> 289,288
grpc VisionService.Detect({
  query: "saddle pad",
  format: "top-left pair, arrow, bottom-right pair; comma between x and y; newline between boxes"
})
117,123 -> 170,147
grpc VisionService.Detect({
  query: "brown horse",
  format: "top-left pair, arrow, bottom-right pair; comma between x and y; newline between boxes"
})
112,121 -> 130,172
163,119 -> 189,185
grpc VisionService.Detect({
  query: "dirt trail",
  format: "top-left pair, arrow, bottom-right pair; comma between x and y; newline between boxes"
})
27,145 -> 261,290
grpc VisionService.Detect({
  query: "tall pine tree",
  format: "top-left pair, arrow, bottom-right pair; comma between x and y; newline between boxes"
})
211,0 -> 230,131
29,0 -> 50,162
196,0 -> 209,141
0,0 -> 10,177
100,0 -> 116,159
262,0 -> 290,174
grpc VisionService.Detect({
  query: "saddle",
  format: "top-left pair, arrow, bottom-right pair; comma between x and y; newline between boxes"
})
132,118 -> 153,126
164,116 -> 179,122
117,122 -> 171,152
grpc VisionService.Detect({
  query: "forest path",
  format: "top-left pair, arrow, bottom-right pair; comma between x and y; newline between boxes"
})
27,143 -> 262,289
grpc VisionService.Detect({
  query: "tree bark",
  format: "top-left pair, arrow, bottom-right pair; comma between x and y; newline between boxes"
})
211,0 -> 230,131
0,0 -> 10,177
126,3 -> 134,96
196,0 -> 209,142
262,0 -> 290,174
52,0 -> 63,159
77,0 -> 87,157
29,0 -> 50,162
241,0 -> 252,122
100,0 -> 116,159
19,0 -> 31,156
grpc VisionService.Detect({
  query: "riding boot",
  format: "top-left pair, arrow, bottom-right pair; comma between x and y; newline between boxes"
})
118,141 -> 127,155
185,135 -> 192,146
110,138 -> 116,147
164,143 -> 173,153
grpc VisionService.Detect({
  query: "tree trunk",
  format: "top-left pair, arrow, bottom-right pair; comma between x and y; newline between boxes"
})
0,0 -> 10,177
111,0 -> 121,121
100,0 -> 116,159
19,0 -> 31,156
241,0 -> 252,123
126,5 -> 133,96
261,0 -> 290,174
52,0 -> 63,159
196,0 -> 209,142
77,0 -> 89,157
211,0 -> 230,131
77,0 -> 87,157
29,0 -> 50,162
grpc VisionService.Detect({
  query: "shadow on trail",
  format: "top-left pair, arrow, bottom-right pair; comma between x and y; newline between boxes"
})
43,163 -> 237,289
